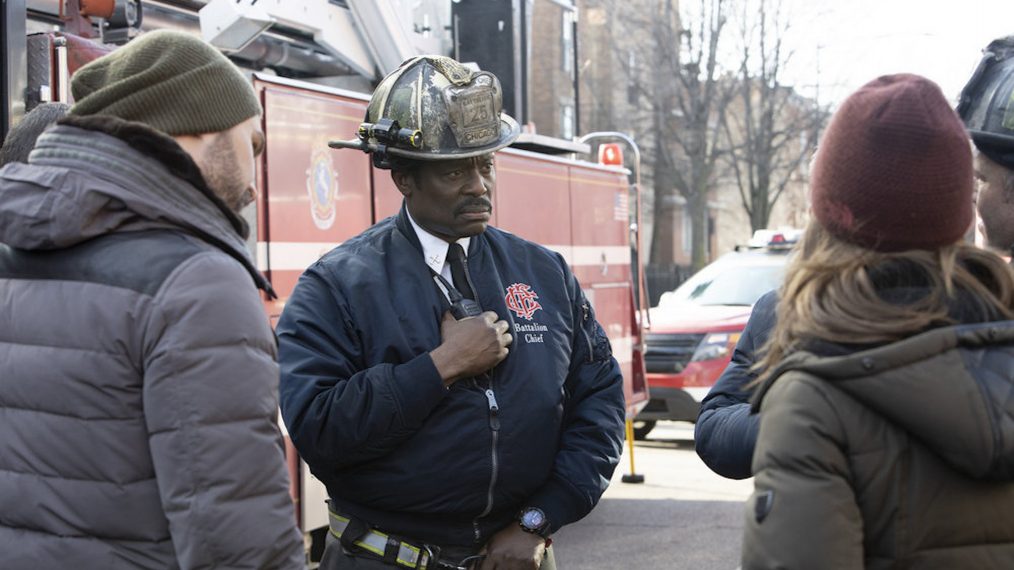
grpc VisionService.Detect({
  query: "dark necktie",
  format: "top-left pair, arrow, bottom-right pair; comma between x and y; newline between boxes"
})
446,242 -> 475,301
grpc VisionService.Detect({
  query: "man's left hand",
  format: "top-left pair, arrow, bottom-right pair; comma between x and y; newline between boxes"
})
477,524 -> 546,570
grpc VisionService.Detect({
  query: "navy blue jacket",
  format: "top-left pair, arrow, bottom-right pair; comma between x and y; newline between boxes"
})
694,290 -> 777,479
277,206 -> 625,548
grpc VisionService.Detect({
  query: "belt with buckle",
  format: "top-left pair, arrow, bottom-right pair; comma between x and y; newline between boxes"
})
327,509 -> 487,570
328,509 -> 432,569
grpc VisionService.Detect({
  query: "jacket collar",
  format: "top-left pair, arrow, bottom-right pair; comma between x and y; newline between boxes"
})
750,320 -> 1014,481
50,115 -> 249,238
750,319 -> 1014,412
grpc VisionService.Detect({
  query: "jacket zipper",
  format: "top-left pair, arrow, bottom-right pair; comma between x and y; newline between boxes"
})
580,302 -> 594,363
472,381 -> 501,543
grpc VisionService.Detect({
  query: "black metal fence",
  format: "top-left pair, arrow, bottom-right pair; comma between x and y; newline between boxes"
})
644,263 -> 693,307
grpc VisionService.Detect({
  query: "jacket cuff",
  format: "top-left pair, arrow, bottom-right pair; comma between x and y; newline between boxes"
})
526,478 -> 585,535
391,353 -> 447,425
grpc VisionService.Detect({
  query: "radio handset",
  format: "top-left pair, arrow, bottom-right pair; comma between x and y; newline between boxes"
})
431,272 -> 496,384
432,273 -> 482,320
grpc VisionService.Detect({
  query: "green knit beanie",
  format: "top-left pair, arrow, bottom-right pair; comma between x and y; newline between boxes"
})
70,30 -> 261,136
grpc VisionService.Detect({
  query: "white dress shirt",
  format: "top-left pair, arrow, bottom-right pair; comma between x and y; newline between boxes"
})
406,209 -> 470,297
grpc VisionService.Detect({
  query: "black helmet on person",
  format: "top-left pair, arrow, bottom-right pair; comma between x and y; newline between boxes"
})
330,55 -> 520,169
957,36 -> 1014,169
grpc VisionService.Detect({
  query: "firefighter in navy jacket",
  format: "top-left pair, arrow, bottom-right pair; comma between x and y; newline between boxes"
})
277,56 -> 625,570
695,290 -> 777,480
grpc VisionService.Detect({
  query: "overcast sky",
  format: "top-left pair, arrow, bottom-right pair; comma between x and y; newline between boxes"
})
770,0 -> 1014,106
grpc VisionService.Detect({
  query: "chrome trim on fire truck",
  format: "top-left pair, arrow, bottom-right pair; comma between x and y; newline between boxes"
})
255,241 -> 342,272
499,145 -> 631,174
254,72 -> 372,102
258,242 -> 633,273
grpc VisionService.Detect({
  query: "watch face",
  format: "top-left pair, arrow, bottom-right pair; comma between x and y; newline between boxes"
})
522,509 -> 546,529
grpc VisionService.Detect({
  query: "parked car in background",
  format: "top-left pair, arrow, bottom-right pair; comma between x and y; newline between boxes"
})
633,230 -> 800,439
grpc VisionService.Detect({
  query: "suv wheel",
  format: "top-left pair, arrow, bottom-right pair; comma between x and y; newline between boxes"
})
632,419 -> 656,440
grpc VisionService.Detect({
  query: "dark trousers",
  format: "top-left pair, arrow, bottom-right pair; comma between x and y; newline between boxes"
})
319,535 -> 557,570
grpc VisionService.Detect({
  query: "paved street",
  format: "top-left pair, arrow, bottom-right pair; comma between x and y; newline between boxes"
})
553,422 -> 752,570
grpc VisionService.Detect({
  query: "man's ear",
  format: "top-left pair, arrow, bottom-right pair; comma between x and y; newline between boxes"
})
391,169 -> 415,198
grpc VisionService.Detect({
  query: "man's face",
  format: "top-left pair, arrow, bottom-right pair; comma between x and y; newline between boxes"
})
197,116 -> 265,212
974,152 -> 1014,251
394,154 -> 496,242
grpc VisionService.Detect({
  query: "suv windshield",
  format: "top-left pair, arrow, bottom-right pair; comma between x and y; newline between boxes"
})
659,253 -> 788,307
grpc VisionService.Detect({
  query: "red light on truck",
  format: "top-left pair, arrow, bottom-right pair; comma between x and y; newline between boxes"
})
599,143 -> 624,166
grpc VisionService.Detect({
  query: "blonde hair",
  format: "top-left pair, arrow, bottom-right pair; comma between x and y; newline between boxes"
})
756,221 -> 1014,378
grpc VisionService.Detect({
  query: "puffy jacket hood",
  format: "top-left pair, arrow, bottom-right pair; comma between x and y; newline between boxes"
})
0,115 -> 274,296
753,321 -> 1014,481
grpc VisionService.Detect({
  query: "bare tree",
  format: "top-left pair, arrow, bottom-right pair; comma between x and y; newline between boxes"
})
669,0 -> 738,270
589,0 -> 823,269
611,0 -> 737,271
722,0 -> 827,232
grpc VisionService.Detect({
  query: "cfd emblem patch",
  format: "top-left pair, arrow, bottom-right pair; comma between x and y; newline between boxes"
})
305,140 -> 339,230
504,283 -> 542,320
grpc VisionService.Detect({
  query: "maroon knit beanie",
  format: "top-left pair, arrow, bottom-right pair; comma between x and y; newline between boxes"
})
810,74 -> 973,251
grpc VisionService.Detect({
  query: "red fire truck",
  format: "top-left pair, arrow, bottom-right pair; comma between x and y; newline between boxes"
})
1,0 -> 648,555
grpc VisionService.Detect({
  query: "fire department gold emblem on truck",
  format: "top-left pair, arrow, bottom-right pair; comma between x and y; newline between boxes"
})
505,283 -> 543,320
306,141 -> 338,230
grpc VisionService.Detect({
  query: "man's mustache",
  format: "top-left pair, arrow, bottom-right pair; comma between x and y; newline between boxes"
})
455,198 -> 492,215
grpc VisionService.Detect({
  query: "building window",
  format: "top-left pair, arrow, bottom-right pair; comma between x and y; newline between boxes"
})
707,215 -> 715,258
682,207 -> 692,255
562,10 -> 574,77
627,49 -> 639,105
561,103 -> 575,140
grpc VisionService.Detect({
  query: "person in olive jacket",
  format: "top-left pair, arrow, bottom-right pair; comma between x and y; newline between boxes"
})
743,74 -> 1014,569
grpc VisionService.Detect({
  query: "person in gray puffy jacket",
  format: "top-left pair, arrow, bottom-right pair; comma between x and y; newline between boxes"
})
0,31 -> 304,569
0,102 -> 69,166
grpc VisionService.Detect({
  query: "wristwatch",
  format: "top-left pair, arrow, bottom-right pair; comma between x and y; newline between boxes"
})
517,507 -> 551,538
